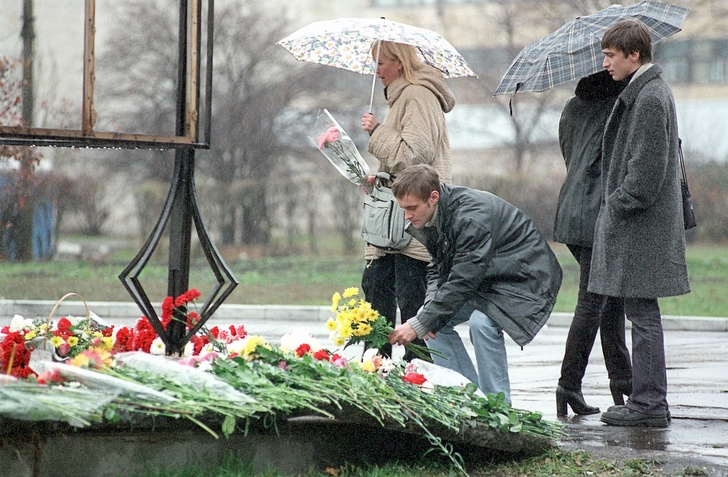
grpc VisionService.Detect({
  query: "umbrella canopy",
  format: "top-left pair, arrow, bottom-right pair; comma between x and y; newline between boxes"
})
494,1 -> 689,96
277,17 -> 476,79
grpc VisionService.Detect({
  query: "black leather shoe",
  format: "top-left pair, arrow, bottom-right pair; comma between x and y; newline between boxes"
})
609,378 -> 632,405
556,386 -> 600,416
601,405 -> 669,428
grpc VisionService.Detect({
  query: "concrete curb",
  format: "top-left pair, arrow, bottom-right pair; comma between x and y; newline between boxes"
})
1,300 -> 727,332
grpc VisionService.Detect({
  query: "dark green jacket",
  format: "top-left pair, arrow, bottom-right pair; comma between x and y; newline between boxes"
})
408,184 -> 562,347
553,72 -> 623,246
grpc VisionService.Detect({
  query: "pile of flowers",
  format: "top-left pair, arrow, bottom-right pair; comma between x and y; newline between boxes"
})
1,288 -> 563,474
0,289 -> 224,377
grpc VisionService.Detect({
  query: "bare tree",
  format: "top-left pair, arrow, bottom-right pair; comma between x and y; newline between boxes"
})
437,0 -> 617,173
95,0 -> 332,248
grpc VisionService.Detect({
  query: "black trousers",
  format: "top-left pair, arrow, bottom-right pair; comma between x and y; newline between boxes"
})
558,245 -> 632,390
361,253 -> 428,360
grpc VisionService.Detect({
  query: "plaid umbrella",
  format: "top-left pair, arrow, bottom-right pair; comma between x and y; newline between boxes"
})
277,17 -> 476,111
494,1 -> 689,96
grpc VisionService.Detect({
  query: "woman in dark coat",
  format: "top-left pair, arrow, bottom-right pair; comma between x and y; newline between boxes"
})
553,71 -> 633,416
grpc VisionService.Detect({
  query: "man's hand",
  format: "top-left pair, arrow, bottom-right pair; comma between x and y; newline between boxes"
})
388,323 -> 417,346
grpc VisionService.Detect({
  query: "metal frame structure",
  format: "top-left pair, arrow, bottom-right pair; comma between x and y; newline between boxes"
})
1,1 -> 213,150
0,0 -> 237,355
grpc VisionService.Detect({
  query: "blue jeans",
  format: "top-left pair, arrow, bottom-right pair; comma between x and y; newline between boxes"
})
426,305 -> 511,404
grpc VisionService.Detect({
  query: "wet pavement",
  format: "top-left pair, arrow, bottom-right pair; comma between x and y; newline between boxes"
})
507,324 -> 728,476
2,303 -> 728,475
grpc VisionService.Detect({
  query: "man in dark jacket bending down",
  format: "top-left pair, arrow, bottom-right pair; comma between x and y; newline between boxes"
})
388,164 -> 562,404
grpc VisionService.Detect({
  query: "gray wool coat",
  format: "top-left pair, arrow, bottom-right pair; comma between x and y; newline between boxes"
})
588,64 -> 690,299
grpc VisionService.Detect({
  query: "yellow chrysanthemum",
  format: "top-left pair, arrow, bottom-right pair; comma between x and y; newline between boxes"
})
339,323 -> 354,339
331,292 -> 341,311
361,360 -> 376,373
366,309 -> 379,321
243,335 -> 267,357
348,298 -> 357,307
351,308 -> 364,323
24,331 -> 37,340
342,287 -> 359,298
50,335 -> 63,347
354,323 -> 372,336
333,336 -> 345,347
67,336 -> 79,347
100,336 -> 114,350
326,319 -> 338,331
337,310 -> 352,325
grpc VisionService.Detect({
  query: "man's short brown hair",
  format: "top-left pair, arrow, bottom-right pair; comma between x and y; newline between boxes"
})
601,19 -> 652,64
392,164 -> 440,202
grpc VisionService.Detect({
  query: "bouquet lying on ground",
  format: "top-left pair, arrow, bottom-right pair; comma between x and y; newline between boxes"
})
309,109 -> 370,190
326,287 -> 435,361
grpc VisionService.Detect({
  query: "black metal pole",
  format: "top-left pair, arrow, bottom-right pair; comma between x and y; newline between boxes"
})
165,0 -> 193,354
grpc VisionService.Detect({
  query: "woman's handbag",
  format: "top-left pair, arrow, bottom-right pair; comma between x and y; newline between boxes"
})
679,139 -> 697,230
361,172 -> 412,250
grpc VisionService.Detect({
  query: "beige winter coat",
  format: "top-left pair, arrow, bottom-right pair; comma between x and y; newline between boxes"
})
365,65 -> 455,262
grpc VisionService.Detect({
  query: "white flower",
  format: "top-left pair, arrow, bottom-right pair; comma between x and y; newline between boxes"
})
9,315 -> 31,332
421,381 -> 435,394
183,340 -> 195,357
280,329 -> 323,353
63,315 -> 85,326
227,338 -> 247,356
378,357 -> 396,375
200,342 -> 218,355
150,337 -> 166,355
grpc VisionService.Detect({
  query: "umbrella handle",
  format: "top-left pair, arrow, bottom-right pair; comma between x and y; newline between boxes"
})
369,39 -> 381,114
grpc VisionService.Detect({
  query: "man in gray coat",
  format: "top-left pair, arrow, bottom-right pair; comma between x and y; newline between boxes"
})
387,164 -> 562,404
591,20 -> 690,428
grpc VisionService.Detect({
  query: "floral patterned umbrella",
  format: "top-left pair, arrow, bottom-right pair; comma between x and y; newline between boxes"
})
277,17 -> 476,78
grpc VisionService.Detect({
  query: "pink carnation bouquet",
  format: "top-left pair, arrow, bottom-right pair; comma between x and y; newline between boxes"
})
309,109 -> 370,189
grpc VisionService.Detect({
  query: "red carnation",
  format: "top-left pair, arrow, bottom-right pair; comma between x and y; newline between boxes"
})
186,311 -> 200,329
295,343 -> 311,357
161,296 -> 175,322
402,372 -> 427,385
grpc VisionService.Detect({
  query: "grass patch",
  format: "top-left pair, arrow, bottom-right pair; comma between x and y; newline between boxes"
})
132,449 -> 690,477
1,240 -> 727,317
551,243 -> 728,317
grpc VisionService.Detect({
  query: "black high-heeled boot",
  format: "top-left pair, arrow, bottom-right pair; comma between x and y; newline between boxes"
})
556,386 -> 600,416
609,378 -> 632,406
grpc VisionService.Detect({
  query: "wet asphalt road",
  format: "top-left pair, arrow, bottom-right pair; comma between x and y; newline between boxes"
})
506,324 -> 728,476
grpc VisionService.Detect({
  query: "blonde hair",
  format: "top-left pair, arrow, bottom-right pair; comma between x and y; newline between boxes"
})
372,40 -> 424,84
